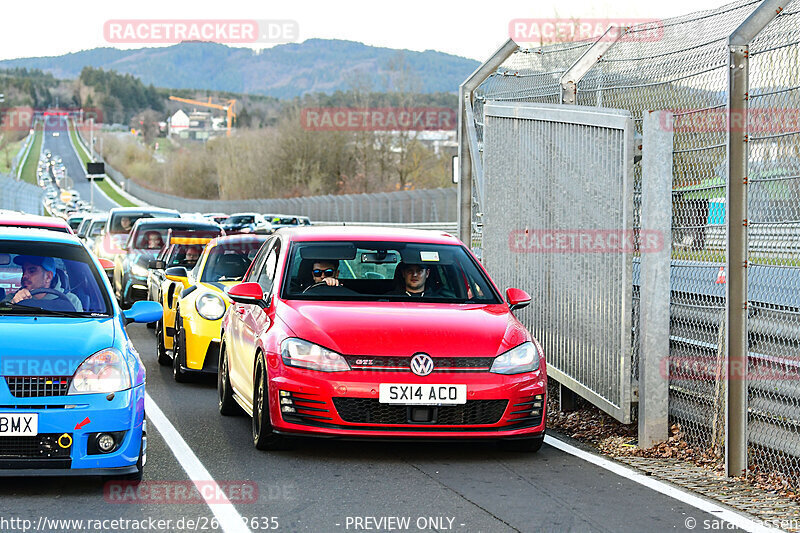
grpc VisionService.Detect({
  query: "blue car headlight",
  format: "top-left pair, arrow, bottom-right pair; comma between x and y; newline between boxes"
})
68,348 -> 132,394
489,342 -> 540,375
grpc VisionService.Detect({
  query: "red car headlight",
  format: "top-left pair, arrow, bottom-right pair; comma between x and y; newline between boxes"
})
490,342 -> 540,374
280,338 -> 350,372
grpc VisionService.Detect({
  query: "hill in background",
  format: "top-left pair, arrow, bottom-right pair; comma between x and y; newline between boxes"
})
0,40 -> 479,98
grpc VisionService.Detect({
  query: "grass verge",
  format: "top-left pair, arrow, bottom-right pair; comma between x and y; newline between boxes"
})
19,124 -> 43,184
94,178 -> 138,207
68,120 -> 138,207
0,139 -> 23,174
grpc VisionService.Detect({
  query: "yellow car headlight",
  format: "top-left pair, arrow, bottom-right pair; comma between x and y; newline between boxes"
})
195,293 -> 226,321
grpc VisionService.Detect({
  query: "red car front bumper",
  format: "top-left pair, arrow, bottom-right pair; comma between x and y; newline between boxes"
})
265,353 -> 546,440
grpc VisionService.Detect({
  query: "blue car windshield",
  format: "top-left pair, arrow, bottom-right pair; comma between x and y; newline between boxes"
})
0,241 -> 112,316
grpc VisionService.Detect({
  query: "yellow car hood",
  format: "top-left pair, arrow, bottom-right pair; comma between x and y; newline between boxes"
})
197,281 -> 238,301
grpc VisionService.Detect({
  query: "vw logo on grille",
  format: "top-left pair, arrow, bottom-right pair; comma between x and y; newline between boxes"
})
410,353 -> 434,377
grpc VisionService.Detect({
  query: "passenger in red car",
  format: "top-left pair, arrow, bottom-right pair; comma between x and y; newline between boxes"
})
392,262 -> 435,297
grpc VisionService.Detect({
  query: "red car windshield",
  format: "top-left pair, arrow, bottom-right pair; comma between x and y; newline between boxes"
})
283,241 -> 501,303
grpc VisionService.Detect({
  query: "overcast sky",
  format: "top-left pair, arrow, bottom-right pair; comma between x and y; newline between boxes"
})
2,0 -> 732,62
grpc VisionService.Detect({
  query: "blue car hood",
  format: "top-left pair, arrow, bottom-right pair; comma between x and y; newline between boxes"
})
0,317 -> 118,376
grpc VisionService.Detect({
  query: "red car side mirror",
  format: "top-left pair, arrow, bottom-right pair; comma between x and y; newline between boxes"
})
228,282 -> 265,306
506,288 -> 531,311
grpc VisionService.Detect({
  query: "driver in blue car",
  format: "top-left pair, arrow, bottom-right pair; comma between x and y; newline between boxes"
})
6,255 -> 82,310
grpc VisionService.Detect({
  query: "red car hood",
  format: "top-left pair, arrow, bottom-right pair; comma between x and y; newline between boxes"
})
277,300 -> 529,358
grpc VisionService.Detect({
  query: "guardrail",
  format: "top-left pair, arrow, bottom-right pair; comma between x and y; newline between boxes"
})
314,221 -> 458,233
690,224 -> 800,259
0,175 -> 44,214
631,258 -> 800,464
74,126 -> 457,223
13,129 -> 35,181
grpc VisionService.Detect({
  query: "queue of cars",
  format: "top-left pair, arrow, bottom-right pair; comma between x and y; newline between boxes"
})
38,151 -> 91,219
1,201 -> 545,480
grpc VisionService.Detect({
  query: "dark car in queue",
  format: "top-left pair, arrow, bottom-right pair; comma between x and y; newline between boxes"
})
66,214 -> 87,232
94,207 -> 180,279
113,218 -> 221,308
220,213 -> 272,235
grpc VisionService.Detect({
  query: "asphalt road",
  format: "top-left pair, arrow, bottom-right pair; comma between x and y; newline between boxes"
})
41,116 -> 118,213
1,320 -> 737,533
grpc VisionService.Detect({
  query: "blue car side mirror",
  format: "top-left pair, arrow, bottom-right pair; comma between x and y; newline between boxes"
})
123,300 -> 163,325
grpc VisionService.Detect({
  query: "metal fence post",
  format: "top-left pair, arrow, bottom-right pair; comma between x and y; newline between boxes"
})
725,0 -> 789,478
458,39 -> 518,243
560,27 -> 622,105
638,110 -> 673,447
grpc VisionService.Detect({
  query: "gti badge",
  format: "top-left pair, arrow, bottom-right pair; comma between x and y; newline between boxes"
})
410,353 -> 434,377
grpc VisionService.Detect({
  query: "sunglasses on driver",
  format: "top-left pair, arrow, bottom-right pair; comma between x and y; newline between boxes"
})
312,268 -> 336,277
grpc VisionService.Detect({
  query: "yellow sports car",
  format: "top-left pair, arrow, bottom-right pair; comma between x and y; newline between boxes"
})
161,234 -> 269,382
152,231 -> 222,361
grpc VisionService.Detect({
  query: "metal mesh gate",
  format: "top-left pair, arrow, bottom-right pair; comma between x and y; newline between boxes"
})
482,102 -> 635,422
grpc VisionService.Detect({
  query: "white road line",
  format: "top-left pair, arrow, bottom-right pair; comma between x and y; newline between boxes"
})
544,435 -> 778,533
144,394 -> 251,533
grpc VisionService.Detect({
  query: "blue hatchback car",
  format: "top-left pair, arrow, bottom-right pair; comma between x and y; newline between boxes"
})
0,228 -> 161,479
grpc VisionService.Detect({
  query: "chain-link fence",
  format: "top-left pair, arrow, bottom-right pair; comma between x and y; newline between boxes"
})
463,0 -> 800,480
0,175 -> 44,215
745,1 -> 800,480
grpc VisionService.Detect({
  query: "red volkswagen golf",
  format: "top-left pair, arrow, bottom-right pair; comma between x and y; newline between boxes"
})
219,227 -> 546,451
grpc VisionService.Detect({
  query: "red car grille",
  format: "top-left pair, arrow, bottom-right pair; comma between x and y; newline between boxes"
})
343,356 -> 494,373
0,433 -> 73,459
5,377 -> 71,398
331,398 -> 508,425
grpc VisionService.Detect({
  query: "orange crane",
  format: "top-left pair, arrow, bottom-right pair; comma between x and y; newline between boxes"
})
168,96 -> 237,137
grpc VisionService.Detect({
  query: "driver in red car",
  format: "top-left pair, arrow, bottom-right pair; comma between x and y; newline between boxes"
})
6,255 -> 82,310
311,260 -> 341,287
